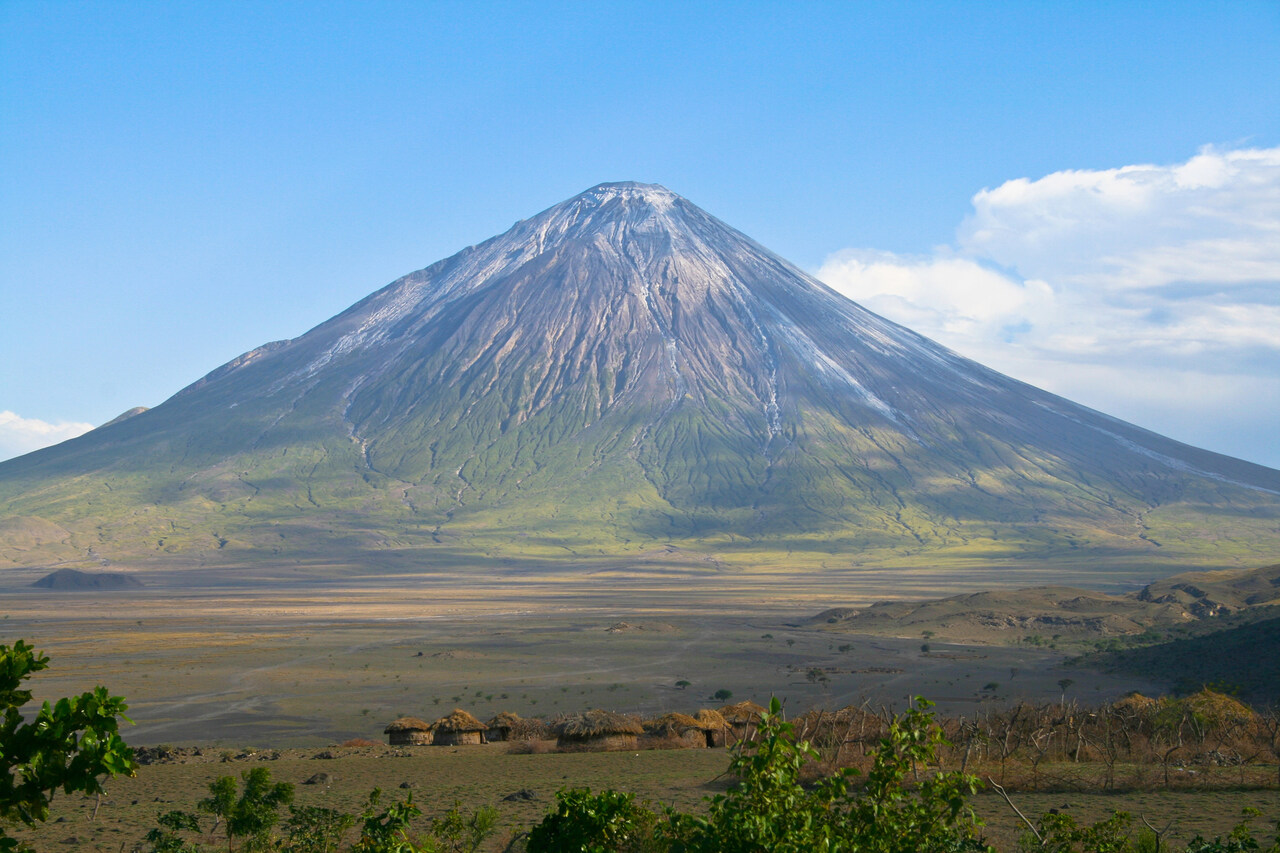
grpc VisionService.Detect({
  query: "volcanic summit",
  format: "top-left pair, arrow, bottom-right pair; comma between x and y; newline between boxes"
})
2,182 -> 1278,580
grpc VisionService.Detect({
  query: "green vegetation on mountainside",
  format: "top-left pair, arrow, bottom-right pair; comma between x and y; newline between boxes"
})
2,390 -> 1277,576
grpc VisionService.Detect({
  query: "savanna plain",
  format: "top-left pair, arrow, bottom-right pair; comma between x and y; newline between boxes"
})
4,571 -> 1279,851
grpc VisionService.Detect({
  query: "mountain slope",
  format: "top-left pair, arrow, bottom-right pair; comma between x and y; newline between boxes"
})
3,182 -> 1278,581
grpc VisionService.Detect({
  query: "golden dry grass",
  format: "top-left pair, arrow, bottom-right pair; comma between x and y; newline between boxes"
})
6,744 -> 1279,852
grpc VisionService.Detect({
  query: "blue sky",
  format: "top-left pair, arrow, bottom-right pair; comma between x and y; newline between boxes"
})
2,1 -> 1278,466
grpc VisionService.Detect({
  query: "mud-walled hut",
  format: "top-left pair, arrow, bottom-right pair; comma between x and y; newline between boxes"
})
431,709 -> 487,746
485,711 -> 522,743
555,709 -> 643,751
384,717 -> 433,746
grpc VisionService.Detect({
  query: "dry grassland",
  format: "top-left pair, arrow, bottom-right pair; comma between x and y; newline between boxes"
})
7,743 -> 1280,852
0,581 -> 1162,746
4,578 -> 1274,851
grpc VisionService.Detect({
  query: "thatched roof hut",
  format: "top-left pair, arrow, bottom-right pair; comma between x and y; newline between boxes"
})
1177,689 -> 1256,730
556,709 -> 643,751
642,712 -> 705,748
509,716 -> 553,742
384,716 -> 433,746
694,708 -> 729,747
486,711 -> 522,742
718,700 -> 767,722
1110,692 -> 1160,719
694,707 -> 727,728
718,700 -> 767,744
645,712 -> 702,735
431,709 -> 487,746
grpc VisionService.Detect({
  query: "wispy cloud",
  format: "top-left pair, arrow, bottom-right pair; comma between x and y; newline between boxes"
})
816,250 -> 1057,361
0,411 -> 95,462
817,146 -> 1280,468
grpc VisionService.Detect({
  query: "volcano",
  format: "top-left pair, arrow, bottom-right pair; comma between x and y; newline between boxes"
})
3,182 -> 1278,581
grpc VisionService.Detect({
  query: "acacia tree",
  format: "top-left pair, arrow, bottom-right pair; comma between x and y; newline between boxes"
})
0,640 -> 137,852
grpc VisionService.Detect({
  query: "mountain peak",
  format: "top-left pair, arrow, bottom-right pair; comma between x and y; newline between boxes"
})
576,181 -> 678,206
3,183 -> 1279,579
529,181 -> 685,236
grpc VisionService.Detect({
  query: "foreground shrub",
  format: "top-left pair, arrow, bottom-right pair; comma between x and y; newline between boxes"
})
1017,810 -> 1140,853
524,788 -> 668,852
1010,807 -> 1280,853
524,696 -> 992,852
283,805 -> 356,853
1182,808 -> 1280,853
143,778 -> 496,853
679,696 -> 991,852
200,766 -> 295,852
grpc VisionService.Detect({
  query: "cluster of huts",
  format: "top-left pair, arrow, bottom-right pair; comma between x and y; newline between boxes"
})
384,700 -> 769,752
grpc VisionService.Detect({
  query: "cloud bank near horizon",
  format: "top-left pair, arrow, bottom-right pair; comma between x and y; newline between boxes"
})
0,411 -> 95,462
818,145 -> 1280,469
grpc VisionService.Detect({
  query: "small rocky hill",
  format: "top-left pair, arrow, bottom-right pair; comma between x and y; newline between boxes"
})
1137,563 -> 1280,612
812,563 -> 1280,645
31,568 -> 144,590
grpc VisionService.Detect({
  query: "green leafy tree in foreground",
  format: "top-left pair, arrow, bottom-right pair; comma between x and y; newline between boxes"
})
683,696 -> 992,852
350,788 -> 422,853
144,810 -> 203,853
282,805 -> 357,853
0,639 -> 137,853
199,766 -> 295,852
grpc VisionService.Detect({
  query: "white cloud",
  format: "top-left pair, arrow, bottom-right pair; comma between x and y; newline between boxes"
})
0,411 -> 95,462
817,250 -> 1056,342
958,146 -> 1280,289
817,145 -> 1280,469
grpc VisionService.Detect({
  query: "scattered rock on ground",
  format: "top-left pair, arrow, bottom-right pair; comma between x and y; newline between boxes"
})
503,789 -> 539,802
